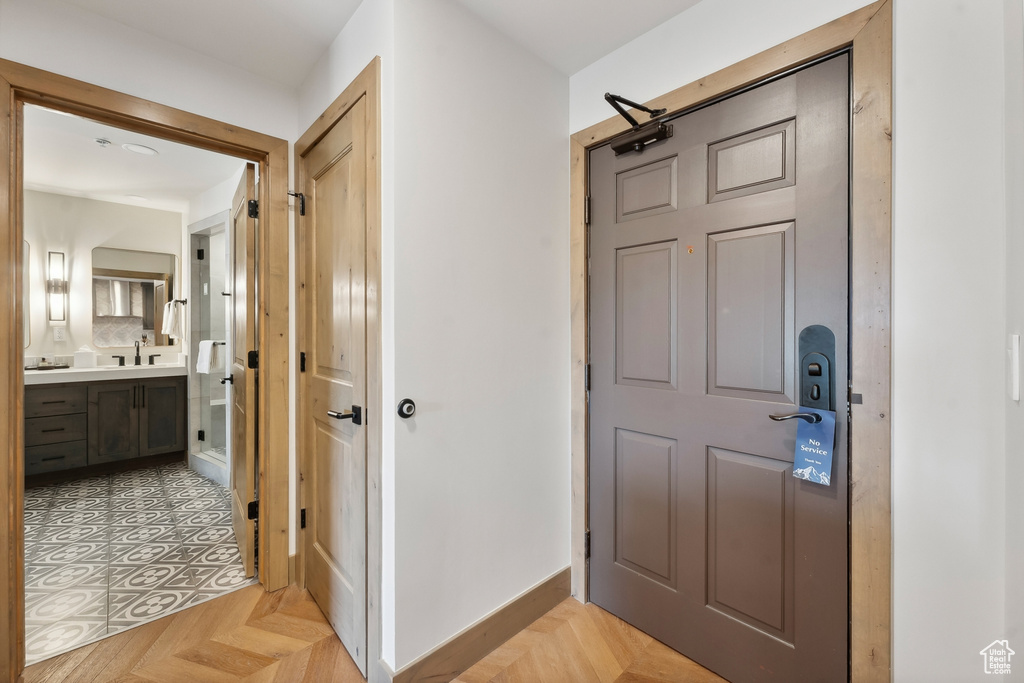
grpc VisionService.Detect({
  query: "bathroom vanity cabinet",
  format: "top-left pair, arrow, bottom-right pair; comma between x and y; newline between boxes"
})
24,372 -> 187,478
89,377 -> 187,463
24,384 -> 89,476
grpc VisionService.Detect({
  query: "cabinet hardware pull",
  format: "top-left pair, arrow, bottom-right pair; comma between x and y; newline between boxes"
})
41,428 -> 65,433
41,400 -> 66,405
41,456 -> 63,462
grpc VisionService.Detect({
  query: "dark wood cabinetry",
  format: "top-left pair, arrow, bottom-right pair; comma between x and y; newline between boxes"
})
88,380 -> 140,463
139,377 -> 188,456
26,374 -> 187,479
24,385 -> 89,476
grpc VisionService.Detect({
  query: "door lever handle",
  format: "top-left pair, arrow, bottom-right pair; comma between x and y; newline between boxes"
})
327,405 -> 363,425
769,412 -> 822,424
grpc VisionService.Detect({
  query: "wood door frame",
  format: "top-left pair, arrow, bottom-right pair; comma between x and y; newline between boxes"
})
294,58 -> 384,683
570,2 -> 892,681
0,58 -> 292,681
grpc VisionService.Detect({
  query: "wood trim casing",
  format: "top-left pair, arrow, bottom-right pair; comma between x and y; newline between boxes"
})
0,72 -> 26,682
568,2 -> 892,682
295,57 -> 385,683
849,4 -> 892,680
0,58 -> 292,681
392,567 -> 571,683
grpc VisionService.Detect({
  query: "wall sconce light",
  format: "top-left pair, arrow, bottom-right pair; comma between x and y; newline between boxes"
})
46,251 -> 67,323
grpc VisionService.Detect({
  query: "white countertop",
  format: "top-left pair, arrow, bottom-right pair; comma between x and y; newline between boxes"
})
24,363 -> 188,385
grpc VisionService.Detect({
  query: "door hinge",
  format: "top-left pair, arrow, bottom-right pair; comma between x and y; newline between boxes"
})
288,191 -> 306,216
248,199 -> 259,219
247,500 -> 259,520
196,248 -> 205,261
585,364 -> 591,392
299,351 -> 306,373
198,429 -> 205,442
584,195 -> 591,226
585,530 -> 591,560
247,350 -> 258,369
300,508 -> 306,529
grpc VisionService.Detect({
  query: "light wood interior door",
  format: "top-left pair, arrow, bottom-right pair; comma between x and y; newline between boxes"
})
588,55 -> 849,682
302,95 -> 369,675
231,163 -> 257,578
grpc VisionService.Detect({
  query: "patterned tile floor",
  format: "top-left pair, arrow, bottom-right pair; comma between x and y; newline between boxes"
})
23,462 -> 256,665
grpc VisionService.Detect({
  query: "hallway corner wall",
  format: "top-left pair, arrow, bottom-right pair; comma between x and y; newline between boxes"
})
390,0 -> 571,669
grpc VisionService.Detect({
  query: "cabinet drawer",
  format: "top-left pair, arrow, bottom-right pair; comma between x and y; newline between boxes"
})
25,414 -> 87,447
25,442 -> 87,476
25,385 -> 88,418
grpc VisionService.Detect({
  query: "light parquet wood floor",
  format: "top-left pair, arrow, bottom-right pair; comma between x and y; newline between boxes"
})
20,584 -> 363,683
456,597 -> 726,683
22,586 -> 724,683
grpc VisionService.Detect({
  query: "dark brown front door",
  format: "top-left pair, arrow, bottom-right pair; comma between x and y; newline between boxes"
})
588,54 -> 849,682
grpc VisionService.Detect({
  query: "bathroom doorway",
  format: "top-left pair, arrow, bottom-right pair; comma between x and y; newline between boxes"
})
20,104 -> 256,665
188,212 -> 233,487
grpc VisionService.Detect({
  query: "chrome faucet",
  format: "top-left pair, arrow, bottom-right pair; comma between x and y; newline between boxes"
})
134,340 -> 142,366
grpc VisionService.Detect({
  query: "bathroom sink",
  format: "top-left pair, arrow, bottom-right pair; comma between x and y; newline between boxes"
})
24,362 -> 188,385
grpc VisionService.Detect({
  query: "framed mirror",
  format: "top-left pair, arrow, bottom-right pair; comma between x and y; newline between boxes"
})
92,247 -> 178,348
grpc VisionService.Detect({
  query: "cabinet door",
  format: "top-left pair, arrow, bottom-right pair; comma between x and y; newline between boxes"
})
88,381 -> 139,464
139,377 -> 187,456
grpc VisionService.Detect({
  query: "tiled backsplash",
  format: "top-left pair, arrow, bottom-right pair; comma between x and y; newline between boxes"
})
92,314 -> 149,348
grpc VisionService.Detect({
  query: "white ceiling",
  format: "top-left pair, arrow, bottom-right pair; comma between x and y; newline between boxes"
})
57,0 -> 704,84
24,105 -> 245,213
31,0 -> 706,207
452,0 -> 703,75
57,0 -> 365,88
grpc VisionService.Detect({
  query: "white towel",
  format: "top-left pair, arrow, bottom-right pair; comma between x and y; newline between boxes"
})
197,340 -> 218,374
161,300 -> 185,339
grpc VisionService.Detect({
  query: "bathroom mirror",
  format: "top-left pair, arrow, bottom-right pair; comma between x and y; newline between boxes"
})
92,247 -> 178,348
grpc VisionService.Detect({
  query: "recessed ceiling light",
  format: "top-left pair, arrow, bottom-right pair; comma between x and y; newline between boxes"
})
122,143 -> 159,156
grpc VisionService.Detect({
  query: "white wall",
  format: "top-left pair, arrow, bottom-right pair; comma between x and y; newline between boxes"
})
188,167 -> 244,227
570,0 -> 1015,681
892,2 -> 1008,680
24,191 -> 183,359
391,0 -> 570,669
1005,1 -> 1024,677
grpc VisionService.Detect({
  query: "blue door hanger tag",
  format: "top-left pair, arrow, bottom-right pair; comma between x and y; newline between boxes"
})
793,408 -> 836,486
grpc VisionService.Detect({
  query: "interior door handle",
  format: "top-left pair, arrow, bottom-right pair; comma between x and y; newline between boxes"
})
769,412 -> 822,424
327,405 -> 363,425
